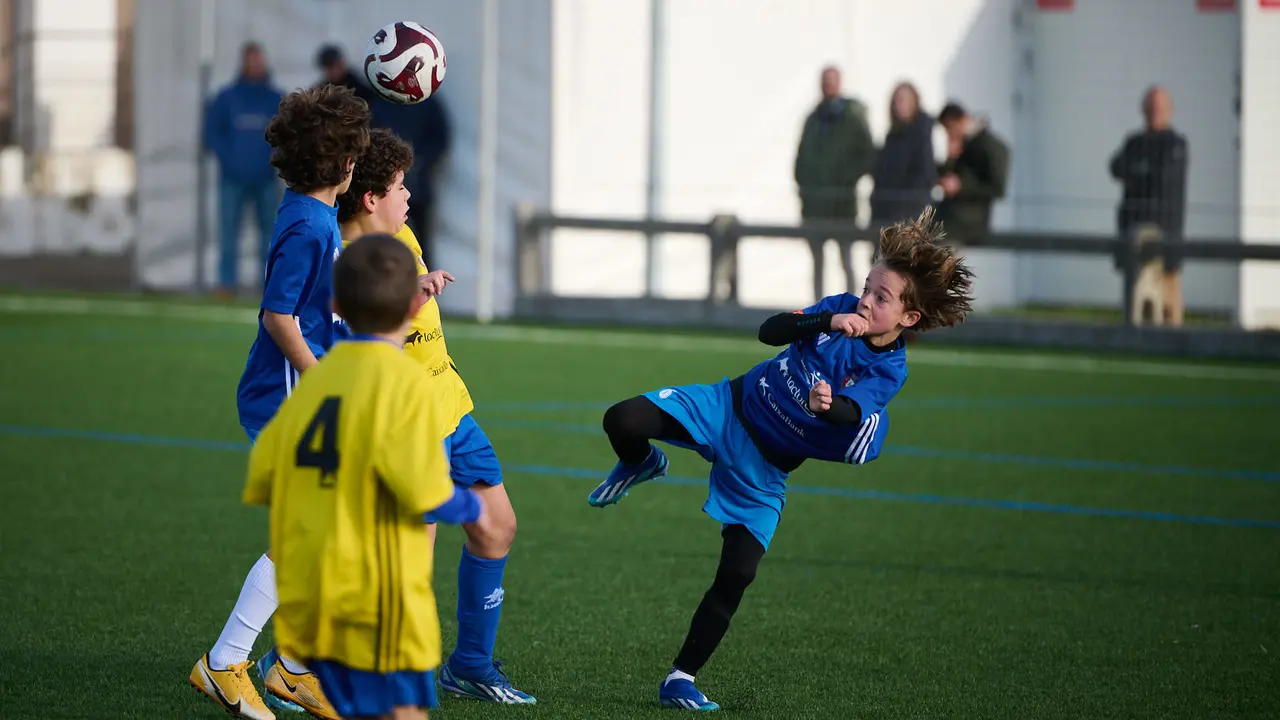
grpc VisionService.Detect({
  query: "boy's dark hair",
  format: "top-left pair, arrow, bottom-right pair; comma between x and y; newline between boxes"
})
333,233 -> 419,334
336,129 -> 415,224
875,207 -> 975,332
938,102 -> 967,124
265,85 -> 371,193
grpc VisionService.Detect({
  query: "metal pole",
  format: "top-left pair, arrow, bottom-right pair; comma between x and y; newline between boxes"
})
195,0 -> 214,294
476,0 -> 499,323
644,0 -> 665,298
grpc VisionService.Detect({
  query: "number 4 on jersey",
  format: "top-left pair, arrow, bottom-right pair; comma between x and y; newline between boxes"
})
296,396 -> 341,487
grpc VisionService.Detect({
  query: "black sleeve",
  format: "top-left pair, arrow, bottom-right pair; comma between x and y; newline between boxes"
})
758,311 -> 833,346
1165,136 -> 1189,239
818,396 -> 863,425
1109,136 -> 1134,181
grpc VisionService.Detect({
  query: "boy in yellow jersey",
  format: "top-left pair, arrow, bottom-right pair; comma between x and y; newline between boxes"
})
244,233 -> 486,720
336,130 -> 534,704
225,129 -> 534,714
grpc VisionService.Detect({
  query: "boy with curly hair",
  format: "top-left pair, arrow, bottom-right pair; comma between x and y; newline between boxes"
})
337,129 -> 535,704
587,208 -> 975,712
195,129 -> 537,717
190,84 -> 370,720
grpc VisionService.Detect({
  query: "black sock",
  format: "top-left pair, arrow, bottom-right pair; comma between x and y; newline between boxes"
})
673,525 -> 766,676
602,396 -> 694,467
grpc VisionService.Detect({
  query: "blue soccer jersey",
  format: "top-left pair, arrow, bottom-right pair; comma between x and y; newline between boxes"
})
740,293 -> 907,464
236,190 -> 349,431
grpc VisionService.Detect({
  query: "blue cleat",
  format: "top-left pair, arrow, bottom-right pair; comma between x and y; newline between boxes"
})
440,660 -> 537,705
588,447 -> 669,507
659,669 -> 719,712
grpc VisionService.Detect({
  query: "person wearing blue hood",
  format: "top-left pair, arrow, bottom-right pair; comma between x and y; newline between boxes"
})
205,42 -> 285,298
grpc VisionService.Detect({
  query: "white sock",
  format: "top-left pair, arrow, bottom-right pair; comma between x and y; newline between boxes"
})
279,654 -> 310,675
665,668 -> 696,685
208,554 -> 278,671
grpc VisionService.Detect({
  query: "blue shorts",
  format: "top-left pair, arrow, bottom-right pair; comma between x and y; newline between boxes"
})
644,379 -> 788,550
243,425 -> 261,444
310,661 -> 437,715
424,413 -> 502,524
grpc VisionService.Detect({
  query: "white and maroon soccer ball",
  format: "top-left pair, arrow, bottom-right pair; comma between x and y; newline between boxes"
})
362,21 -> 446,105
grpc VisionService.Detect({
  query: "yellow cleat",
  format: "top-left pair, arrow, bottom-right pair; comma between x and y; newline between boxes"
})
261,653 -> 340,720
189,654 -> 276,720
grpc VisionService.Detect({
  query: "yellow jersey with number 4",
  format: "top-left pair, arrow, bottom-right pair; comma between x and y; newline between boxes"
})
243,338 -> 454,673
365,225 -> 474,434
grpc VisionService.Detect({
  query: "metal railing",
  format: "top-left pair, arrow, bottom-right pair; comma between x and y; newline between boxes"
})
513,205 -> 1280,327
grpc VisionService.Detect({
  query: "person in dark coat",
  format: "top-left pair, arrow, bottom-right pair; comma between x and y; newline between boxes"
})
871,82 -> 937,226
204,42 -> 285,297
314,44 -> 381,106
936,102 -> 1010,245
1109,86 -> 1189,326
794,66 -> 875,300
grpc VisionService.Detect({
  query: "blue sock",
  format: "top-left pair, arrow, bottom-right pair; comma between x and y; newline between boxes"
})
449,544 -> 508,677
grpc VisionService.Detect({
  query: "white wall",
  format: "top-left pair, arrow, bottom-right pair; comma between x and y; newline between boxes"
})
549,0 -> 1253,316
550,0 -> 1021,310
1017,0 -> 1241,312
133,0 -> 552,316
116,0 -> 1275,320
24,0 -> 117,153
549,0 -> 652,298
0,0 -> 133,258
1238,1 -> 1280,329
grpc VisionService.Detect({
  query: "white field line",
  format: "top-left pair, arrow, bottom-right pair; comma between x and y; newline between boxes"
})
0,295 -> 1274,382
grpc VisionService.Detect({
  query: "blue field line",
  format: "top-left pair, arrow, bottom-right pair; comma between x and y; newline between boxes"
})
894,395 -> 1280,410
1,423 -> 1278,530
0,424 -> 249,452
479,395 -> 1280,415
482,400 -> 614,413
505,464 -> 1280,530
882,445 -> 1280,483
0,327 -> 253,344
472,417 -> 1280,484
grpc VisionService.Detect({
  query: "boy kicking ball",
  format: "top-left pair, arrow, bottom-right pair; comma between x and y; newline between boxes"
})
588,208 -> 975,711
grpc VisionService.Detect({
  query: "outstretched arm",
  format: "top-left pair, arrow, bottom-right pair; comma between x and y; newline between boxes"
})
758,311 -> 833,346
758,310 -> 870,346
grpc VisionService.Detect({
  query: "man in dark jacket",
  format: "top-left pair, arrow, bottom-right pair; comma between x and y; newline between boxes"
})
794,66 -> 875,300
937,102 -> 1010,245
1109,86 -> 1189,326
316,45 -> 452,268
204,42 -> 284,296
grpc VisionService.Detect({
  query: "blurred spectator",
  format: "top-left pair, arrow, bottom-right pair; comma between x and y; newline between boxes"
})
374,97 -> 451,270
314,44 -> 380,106
936,102 -> 1010,245
871,82 -> 937,226
794,66 -> 875,300
1109,86 -> 1188,326
204,42 -> 284,297
315,44 -> 452,269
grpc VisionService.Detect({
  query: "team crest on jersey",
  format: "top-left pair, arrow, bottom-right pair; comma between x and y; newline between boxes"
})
842,375 -> 857,388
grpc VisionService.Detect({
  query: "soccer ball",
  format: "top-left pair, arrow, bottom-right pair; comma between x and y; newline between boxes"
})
362,21 -> 446,105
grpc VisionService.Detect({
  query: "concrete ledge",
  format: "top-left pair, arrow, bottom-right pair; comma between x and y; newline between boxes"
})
0,250 -> 135,293
515,295 -> 1280,361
